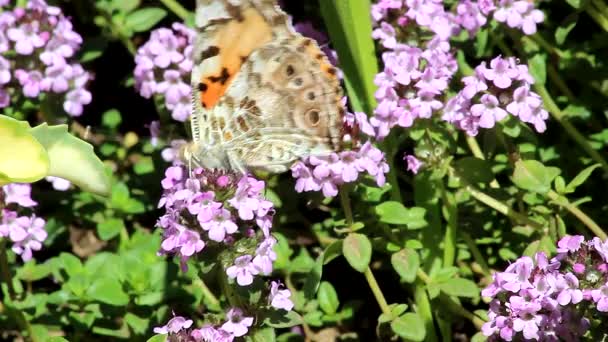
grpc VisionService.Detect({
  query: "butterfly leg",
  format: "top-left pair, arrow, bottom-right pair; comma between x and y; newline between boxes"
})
226,151 -> 248,176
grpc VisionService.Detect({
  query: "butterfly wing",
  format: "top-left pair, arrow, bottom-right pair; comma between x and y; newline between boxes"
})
189,0 -> 344,173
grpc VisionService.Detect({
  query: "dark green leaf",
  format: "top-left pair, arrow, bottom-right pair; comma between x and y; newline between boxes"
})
391,313 -> 426,341
146,335 -> 167,342
303,254 -> 323,300
438,278 -> 480,298
565,163 -> 600,193
97,218 -> 125,241
323,240 -> 343,265
318,281 -> 340,314
376,201 -> 427,229
87,277 -> 129,306
528,54 -> 547,85
454,157 -> 494,184
391,249 -> 420,283
342,233 -> 372,272
319,0 -> 377,114
555,19 -> 577,45
512,160 -> 561,194
263,310 -> 304,328
102,109 -> 122,130
125,8 -> 167,32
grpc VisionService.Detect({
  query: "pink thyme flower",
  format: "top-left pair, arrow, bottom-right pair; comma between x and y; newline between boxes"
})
221,308 -> 253,338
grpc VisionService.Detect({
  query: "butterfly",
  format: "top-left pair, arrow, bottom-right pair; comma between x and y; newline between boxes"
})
184,0 -> 346,174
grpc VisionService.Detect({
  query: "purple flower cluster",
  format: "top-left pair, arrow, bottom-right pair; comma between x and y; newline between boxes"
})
134,23 -> 194,122
0,0 -> 92,116
153,281 -> 293,341
372,1 -> 543,40
291,140 -> 389,197
371,0 -> 459,139
158,167 -> 276,283
482,235 -> 608,341
0,184 -> 47,262
370,1 -> 546,140
443,56 -> 548,135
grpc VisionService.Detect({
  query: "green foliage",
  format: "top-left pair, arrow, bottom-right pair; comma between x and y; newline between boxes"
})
2,0 -> 608,341
0,115 -> 110,195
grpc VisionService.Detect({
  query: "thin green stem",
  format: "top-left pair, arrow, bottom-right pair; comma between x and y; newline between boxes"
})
364,267 -> 391,316
339,186 -> 354,229
159,0 -> 192,22
0,240 -> 14,299
461,232 -> 491,276
465,184 -> 544,230
465,136 -> 500,188
439,183 -> 458,267
383,135 -> 403,202
586,6 -> 608,32
416,269 -> 486,331
194,278 -> 220,311
414,278 -> 438,342
547,191 -> 607,240
339,187 -> 391,316
534,84 -> 608,174
439,295 -> 485,330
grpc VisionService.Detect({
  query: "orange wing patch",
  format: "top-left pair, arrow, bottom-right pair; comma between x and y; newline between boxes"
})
199,7 -> 273,109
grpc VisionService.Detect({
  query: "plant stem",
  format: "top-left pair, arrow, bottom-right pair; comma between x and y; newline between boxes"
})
440,183 -> 458,267
194,278 -> 220,310
159,0 -> 192,22
0,240 -> 15,299
364,267 -> 391,316
465,184 -> 544,230
383,135 -> 403,202
414,278 -> 438,342
461,232 -> 491,276
534,84 -> 608,174
547,191 -> 607,240
465,136 -> 500,188
339,187 -> 391,316
416,269 -> 486,330
586,6 -> 608,32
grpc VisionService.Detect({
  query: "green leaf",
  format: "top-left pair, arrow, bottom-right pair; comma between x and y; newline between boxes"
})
263,310 -> 304,328
438,278 -> 480,298
453,157 -> 494,184
102,109 -> 122,130
303,254 -> 324,300
97,218 -> 125,241
555,19 -> 577,45
323,240 -> 343,265
0,115 -> 49,185
565,163 -> 601,193
134,156 -> 155,175
86,277 -> 129,306
125,8 -> 167,32
528,54 -> 547,85
125,312 -> 149,335
391,249 -> 420,283
319,0 -> 377,114
391,313 -> 426,341
60,252 -> 84,277
250,327 -> 276,342
512,160 -> 561,194
376,201 -> 427,229
47,338 -> 70,342
30,123 -> 111,196
565,0 -> 583,8
146,335 -> 167,342
318,281 -> 340,314
342,233 -> 372,272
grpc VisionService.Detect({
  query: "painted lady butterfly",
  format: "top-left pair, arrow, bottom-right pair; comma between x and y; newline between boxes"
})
184,0 -> 345,173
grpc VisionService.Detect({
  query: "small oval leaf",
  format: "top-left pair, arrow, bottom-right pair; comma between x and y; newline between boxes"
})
342,233 -> 372,273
